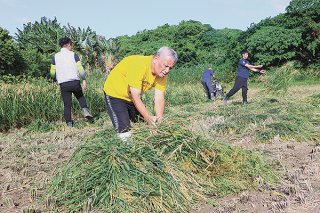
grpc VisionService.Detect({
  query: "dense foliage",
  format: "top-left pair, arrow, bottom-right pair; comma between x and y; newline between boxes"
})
15,17 -> 64,76
12,17 -> 117,77
246,26 -> 302,66
115,0 -> 319,79
245,0 -> 320,67
0,27 -> 24,75
0,0 -> 319,80
116,21 -> 242,77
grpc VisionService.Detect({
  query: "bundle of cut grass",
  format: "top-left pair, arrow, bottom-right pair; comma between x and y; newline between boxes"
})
308,93 -> 320,108
50,120 -> 276,212
206,97 -> 319,142
263,66 -> 294,94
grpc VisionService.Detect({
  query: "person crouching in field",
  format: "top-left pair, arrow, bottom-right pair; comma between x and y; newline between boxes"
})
201,67 -> 216,101
50,37 -> 93,127
103,47 -> 178,141
224,49 -> 266,105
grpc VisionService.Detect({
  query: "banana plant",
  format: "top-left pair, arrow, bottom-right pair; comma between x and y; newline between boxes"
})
16,17 -> 64,54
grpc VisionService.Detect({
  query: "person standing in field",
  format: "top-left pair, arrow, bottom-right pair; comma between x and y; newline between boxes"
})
224,49 -> 266,105
201,67 -> 215,100
103,47 -> 178,141
50,37 -> 93,127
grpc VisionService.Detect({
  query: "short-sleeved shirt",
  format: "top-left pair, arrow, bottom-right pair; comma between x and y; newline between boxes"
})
237,58 -> 251,79
103,55 -> 167,102
51,48 -> 83,84
201,69 -> 214,82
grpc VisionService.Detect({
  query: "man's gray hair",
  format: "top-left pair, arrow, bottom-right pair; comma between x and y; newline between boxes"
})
155,47 -> 178,63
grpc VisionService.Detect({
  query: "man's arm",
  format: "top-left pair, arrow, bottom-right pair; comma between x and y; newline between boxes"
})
245,64 -> 263,72
246,64 -> 266,73
130,87 -> 156,126
74,54 -> 86,79
74,54 -> 87,90
82,79 -> 87,91
154,89 -> 165,122
50,56 -> 56,80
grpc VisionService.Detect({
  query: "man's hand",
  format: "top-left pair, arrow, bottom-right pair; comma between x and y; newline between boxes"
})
82,80 -> 87,91
156,116 -> 163,123
148,115 -> 163,125
148,116 -> 158,127
147,116 -> 164,134
130,87 -> 154,126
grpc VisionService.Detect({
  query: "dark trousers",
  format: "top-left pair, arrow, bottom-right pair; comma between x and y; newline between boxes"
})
104,93 -> 141,133
201,80 -> 214,99
225,76 -> 248,102
60,80 -> 88,123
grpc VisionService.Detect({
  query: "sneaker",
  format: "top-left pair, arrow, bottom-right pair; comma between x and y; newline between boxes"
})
117,131 -> 132,142
66,121 -> 73,128
82,108 -> 94,123
243,101 -> 248,105
210,93 -> 215,101
223,97 -> 228,105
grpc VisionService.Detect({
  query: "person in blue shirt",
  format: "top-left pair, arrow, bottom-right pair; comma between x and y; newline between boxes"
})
201,67 -> 215,100
224,50 -> 266,105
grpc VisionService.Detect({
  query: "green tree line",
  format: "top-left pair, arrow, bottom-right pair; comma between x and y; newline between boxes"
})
0,17 -> 117,77
0,0 -> 319,80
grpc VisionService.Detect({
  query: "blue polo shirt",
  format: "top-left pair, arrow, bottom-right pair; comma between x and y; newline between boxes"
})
201,69 -> 214,82
237,58 -> 250,79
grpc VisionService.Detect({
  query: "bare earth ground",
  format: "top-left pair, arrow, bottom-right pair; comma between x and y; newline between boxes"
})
0,85 -> 319,212
194,85 -> 320,213
195,139 -> 320,213
0,126 -> 103,212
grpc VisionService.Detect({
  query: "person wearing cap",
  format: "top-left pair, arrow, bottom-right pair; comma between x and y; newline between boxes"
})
103,47 -> 178,141
201,67 -> 216,100
224,49 -> 266,105
50,37 -> 93,127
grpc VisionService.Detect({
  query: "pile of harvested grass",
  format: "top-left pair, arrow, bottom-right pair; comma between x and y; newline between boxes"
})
308,93 -> 320,108
263,66 -> 294,94
50,120 -> 276,212
204,96 -> 319,143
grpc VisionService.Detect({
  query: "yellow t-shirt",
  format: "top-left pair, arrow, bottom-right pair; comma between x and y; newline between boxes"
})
103,55 -> 167,102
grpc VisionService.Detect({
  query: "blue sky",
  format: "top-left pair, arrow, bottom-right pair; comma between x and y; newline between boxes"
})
0,0 -> 291,39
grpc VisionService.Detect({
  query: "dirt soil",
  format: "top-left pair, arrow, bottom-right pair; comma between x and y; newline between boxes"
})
194,139 -> 320,213
0,126 -> 100,212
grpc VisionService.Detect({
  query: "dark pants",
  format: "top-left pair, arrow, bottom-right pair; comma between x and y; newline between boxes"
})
201,80 -> 214,99
104,93 -> 141,133
60,80 -> 88,123
225,76 -> 248,102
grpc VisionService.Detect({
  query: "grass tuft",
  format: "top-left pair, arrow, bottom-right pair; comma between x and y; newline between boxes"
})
50,120 -> 276,212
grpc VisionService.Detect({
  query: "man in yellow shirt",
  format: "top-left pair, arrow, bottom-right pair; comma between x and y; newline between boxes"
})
103,47 -> 178,140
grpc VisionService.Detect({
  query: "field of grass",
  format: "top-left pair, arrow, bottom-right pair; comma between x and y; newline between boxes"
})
0,66 -> 319,212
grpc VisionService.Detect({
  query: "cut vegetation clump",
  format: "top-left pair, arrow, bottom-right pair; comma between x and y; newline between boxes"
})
50,120 -> 276,212
203,96 -> 319,143
262,65 -> 295,95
